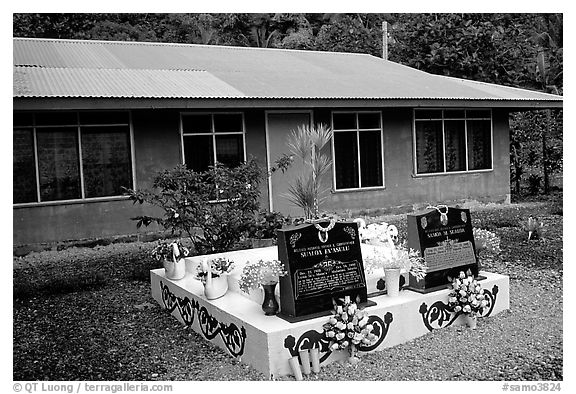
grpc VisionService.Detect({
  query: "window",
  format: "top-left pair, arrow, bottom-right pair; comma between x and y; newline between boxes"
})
13,111 -> 133,204
181,113 -> 245,171
332,112 -> 384,190
414,109 -> 492,175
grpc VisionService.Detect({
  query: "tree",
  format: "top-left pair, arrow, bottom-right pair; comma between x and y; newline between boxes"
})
313,14 -> 383,56
532,14 -> 563,194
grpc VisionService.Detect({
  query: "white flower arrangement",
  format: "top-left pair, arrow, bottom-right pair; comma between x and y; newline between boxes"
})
322,296 -> 378,359
364,242 -> 427,280
150,239 -> 189,262
357,221 -> 398,245
194,257 -> 235,284
447,270 -> 489,317
238,259 -> 288,294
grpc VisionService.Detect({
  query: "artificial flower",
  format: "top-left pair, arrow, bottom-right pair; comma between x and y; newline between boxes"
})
194,257 -> 235,283
322,297 -> 379,361
238,259 -> 287,294
447,269 -> 489,318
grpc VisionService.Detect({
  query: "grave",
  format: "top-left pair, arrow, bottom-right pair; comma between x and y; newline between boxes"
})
149,209 -> 510,378
407,205 -> 478,293
276,220 -> 373,322
150,248 -> 509,378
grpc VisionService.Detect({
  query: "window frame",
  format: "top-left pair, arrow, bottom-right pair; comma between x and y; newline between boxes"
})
13,111 -> 135,207
412,108 -> 494,176
331,110 -> 386,192
179,112 -> 247,170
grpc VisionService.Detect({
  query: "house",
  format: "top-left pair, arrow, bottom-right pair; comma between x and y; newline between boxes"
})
13,37 -> 563,248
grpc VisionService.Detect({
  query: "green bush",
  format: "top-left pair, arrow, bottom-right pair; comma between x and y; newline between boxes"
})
246,210 -> 288,240
125,159 -> 263,254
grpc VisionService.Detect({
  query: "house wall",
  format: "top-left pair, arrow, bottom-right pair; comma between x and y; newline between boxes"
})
13,106 -> 509,249
13,108 -> 270,248
325,108 -> 510,212
272,108 -> 510,215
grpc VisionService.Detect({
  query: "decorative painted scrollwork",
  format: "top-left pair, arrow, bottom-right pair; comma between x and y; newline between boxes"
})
418,301 -> 459,331
357,312 -> 393,352
283,311 -> 393,364
284,330 -> 332,363
419,284 -> 499,332
289,233 -> 302,249
479,285 -> 499,318
160,281 -> 246,357
343,226 -> 357,240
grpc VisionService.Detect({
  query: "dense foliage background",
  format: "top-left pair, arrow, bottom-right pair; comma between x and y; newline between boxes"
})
13,13 -> 563,196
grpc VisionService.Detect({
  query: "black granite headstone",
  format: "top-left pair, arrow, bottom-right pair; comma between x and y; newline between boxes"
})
407,206 -> 478,293
276,220 -> 371,322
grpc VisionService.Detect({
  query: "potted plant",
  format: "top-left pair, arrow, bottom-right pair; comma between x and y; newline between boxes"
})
447,269 -> 489,329
238,259 -> 288,315
194,257 -> 235,300
322,296 -> 378,365
151,239 -> 190,280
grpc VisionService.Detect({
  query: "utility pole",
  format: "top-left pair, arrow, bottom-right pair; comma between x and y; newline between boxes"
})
382,21 -> 388,60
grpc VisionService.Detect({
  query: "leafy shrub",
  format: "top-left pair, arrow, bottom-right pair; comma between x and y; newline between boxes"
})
125,159 -> 263,254
246,210 -> 287,240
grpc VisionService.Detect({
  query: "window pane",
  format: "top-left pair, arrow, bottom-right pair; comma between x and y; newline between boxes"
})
14,112 -> 33,127
214,114 -> 243,133
333,113 -> 357,130
415,121 -> 444,173
79,111 -> 129,125
358,113 -> 381,129
415,110 -> 442,120
81,126 -> 132,198
35,112 -> 78,126
36,128 -> 81,201
215,134 -> 243,167
13,128 -> 37,203
359,130 -> 383,187
334,131 -> 359,189
444,120 -> 466,172
467,120 -> 492,170
182,114 -> 212,133
184,135 -> 213,172
444,110 -> 465,119
466,110 -> 491,119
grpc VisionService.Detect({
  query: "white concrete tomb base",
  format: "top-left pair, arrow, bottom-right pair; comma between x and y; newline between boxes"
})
150,246 -> 510,379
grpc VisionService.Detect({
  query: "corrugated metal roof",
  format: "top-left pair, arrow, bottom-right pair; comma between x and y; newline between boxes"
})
13,37 -> 563,103
13,67 -> 244,98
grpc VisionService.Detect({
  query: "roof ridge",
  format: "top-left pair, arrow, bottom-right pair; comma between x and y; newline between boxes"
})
13,36 -> 375,58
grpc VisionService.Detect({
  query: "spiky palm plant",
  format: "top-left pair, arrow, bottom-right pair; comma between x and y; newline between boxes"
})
284,124 -> 333,220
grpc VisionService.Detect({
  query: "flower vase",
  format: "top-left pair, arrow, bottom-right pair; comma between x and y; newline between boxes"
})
261,282 -> 279,315
163,256 -> 186,280
464,314 -> 477,329
384,268 -> 401,297
203,270 -> 229,300
348,344 -> 360,365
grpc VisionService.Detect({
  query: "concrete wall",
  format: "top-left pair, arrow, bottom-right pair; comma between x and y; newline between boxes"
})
13,108 -> 269,248
317,108 -> 510,212
13,107 -> 510,248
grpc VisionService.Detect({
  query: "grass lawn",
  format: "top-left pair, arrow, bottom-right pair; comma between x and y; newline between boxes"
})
13,193 -> 563,381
